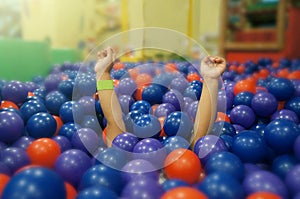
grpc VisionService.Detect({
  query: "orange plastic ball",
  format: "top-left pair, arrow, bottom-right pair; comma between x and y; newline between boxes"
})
164,148 -> 202,184
102,128 -> 107,145
258,68 -> 270,79
0,100 -> 19,110
135,74 -> 152,87
53,115 -> 64,136
158,116 -> 166,137
165,63 -> 178,73
134,86 -> 146,101
277,68 -> 289,78
277,101 -> 285,111
161,187 -> 208,199
128,68 -> 139,80
288,71 -> 300,80
237,65 -> 245,74
187,73 -> 200,82
65,182 -> 77,199
215,112 -> 230,123
0,174 -> 10,196
233,80 -> 256,95
27,138 -> 61,168
113,62 -> 125,70
246,192 -> 282,199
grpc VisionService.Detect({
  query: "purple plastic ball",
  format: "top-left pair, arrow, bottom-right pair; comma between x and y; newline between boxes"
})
285,164 -> 300,196
292,80 -> 300,97
121,159 -> 159,183
54,149 -> 92,187
71,128 -> 100,155
162,90 -> 184,111
0,162 -> 11,176
118,95 -> 135,115
294,135 -> 300,161
52,135 -> 72,152
1,81 -> 28,104
243,170 -> 289,199
118,77 -> 137,96
170,77 -> 189,93
121,175 -> 164,199
154,103 -> 176,117
251,92 -> 278,117
78,96 -> 96,115
0,111 -> 24,143
271,109 -> 299,124
11,136 -> 34,150
44,74 -> 62,92
194,135 -> 228,165
230,105 -> 256,128
0,147 -> 30,173
285,97 -> 300,118
186,100 -> 198,121
182,97 -> 194,112
112,132 -> 139,152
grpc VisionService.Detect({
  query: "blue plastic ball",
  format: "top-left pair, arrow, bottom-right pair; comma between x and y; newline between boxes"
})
76,185 -> 118,199
130,100 -> 151,114
271,154 -> 298,180
142,84 -> 164,105
233,92 -> 254,107
232,130 -> 267,163
45,91 -> 68,115
267,77 -> 295,101
163,111 -> 193,140
2,167 -> 66,199
162,179 -> 189,191
210,121 -> 236,137
59,101 -> 84,123
264,119 -> 300,154
133,114 -> 161,138
285,97 -> 300,118
79,164 -> 125,195
294,135 -> 300,161
58,122 -> 81,140
58,79 -> 74,99
20,100 -> 47,122
285,165 -> 300,197
196,171 -> 245,199
26,112 -> 57,138
163,136 -> 190,154
93,147 -> 128,170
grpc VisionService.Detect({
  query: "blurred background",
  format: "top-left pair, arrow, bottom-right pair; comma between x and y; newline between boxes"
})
0,0 -> 300,81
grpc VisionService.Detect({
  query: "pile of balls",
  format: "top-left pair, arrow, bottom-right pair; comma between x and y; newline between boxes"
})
0,57 -> 299,199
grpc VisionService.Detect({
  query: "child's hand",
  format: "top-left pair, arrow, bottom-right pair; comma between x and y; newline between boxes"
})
94,47 -> 116,77
200,56 -> 226,80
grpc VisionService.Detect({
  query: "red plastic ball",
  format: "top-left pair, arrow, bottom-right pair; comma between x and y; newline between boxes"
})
164,148 -> 202,184
0,101 -> 19,110
0,174 -> 10,196
27,138 -> 61,168
165,63 -> 178,73
215,112 -> 231,123
233,80 -> 256,95
53,115 -> 64,136
134,86 -> 146,101
65,182 -> 77,199
161,187 -> 208,199
187,73 -> 200,82
246,192 -> 282,199
113,62 -> 125,70
135,74 -> 152,87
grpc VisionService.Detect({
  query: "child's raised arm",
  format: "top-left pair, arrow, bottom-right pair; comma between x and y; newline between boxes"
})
191,56 -> 226,148
94,47 -> 125,146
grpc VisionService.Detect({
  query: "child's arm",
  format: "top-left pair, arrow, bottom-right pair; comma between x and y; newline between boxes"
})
191,56 -> 226,148
94,47 -> 125,146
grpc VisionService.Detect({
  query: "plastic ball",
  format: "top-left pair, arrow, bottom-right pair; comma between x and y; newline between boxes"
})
54,149 -> 92,187
162,179 -> 189,191
121,159 -> 159,183
45,91 -> 68,115
58,122 -> 81,140
20,99 -> 47,122
154,103 -> 176,118
271,109 -> 299,124
246,192 -> 283,199
205,151 -> 245,181
232,130 -> 267,163
243,170 -> 289,199
196,171 -> 245,199
162,90 -> 184,111
118,77 -> 137,96
0,174 -> 10,197
285,97 -> 300,117
112,132 -> 139,152
1,81 -> 28,105
27,138 -> 61,168
183,85 -> 201,101
132,138 -> 167,168
118,95 -> 135,114
267,78 -> 295,101
130,100 -> 151,114
0,162 -> 11,176
80,115 -> 102,133
186,101 -> 199,121
2,167 -> 66,199
295,135 -> 300,161
164,148 -> 202,184
271,154 -> 298,180
163,111 -> 193,140
59,101 -> 84,123
79,164 -> 125,195
194,135 -> 228,164
210,121 -> 236,137
285,164 -> 300,196
44,74 -> 62,92
292,80 -> 300,97
163,136 -> 190,154
52,135 -> 72,152
233,79 -> 256,95
71,128 -> 100,155
170,77 -> 189,93
0,111 -> 24,143
0,100 -> 19,110
76,185 -> 118,199
133,114 -> 161,138
264,119 -> 300,154
58,79 -> 74,99
121,175 -> 164,199
162,186 -> 208,199
229,105 -> 256,128
65,182 -> 77,199
0,147 -> 30,174
26,112 -> 57,138
93,147 -> 128,170
251,92 -> 278,117
77,96 -> 96,115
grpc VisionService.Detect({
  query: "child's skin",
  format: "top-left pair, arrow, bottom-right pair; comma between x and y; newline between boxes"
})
94,47 -> 226,148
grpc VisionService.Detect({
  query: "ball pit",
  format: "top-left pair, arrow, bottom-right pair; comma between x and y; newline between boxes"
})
0,52 -> 300,199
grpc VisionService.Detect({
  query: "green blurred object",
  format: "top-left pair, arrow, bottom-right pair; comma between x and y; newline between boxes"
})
0,39 -> 51,81
50,48 -> 82,65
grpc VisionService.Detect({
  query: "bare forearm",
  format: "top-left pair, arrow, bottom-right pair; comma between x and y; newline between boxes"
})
192,78 -> 218,146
